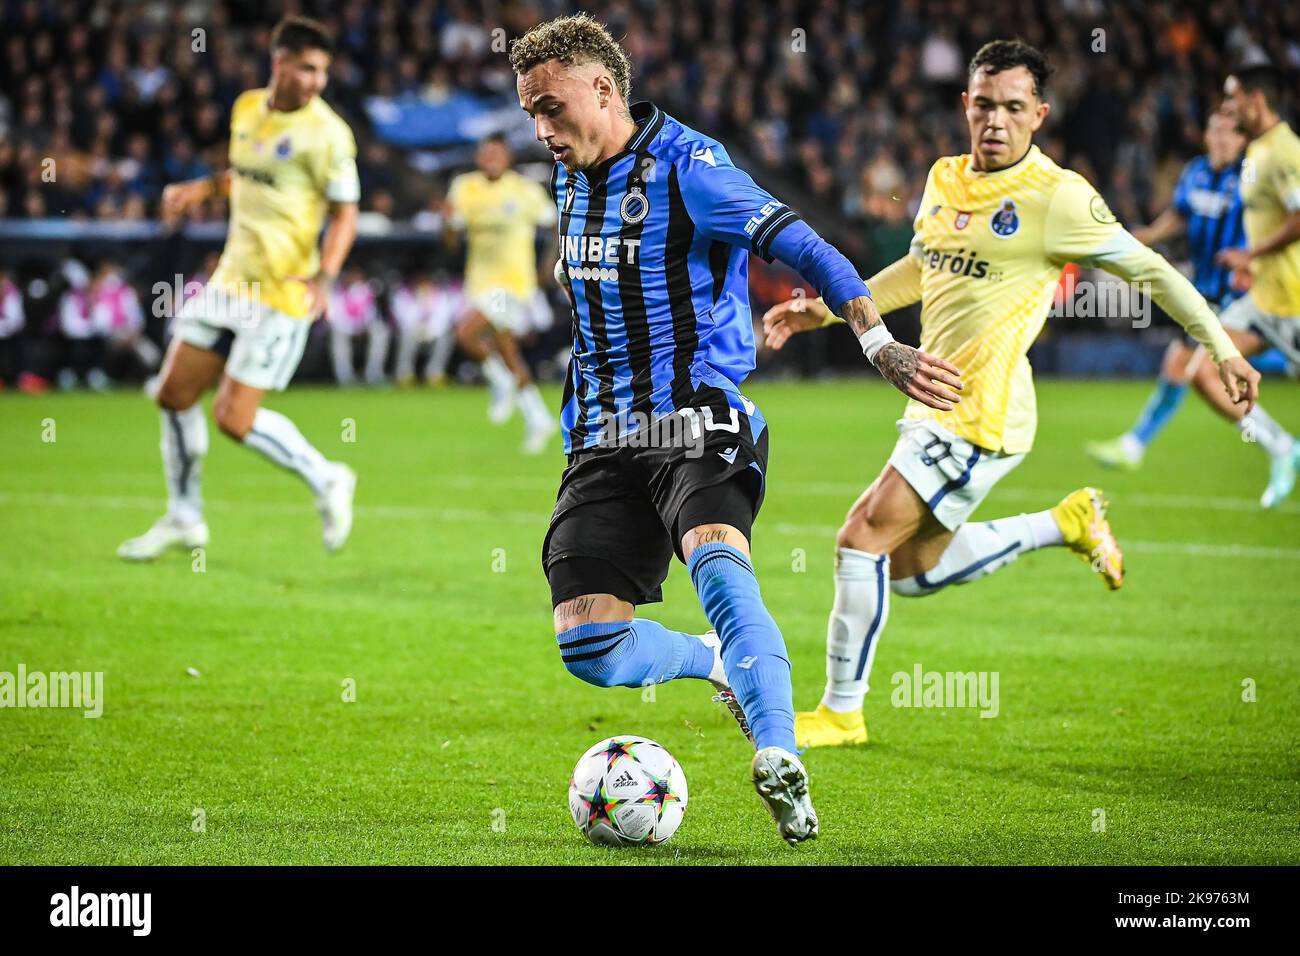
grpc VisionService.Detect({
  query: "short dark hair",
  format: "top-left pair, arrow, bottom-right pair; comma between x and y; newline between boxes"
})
1232,63 -> 1285,111
969,39 -> 1052,98
271,15 -> 335,57
509,13 -> 632,103
481,132 -> 509,148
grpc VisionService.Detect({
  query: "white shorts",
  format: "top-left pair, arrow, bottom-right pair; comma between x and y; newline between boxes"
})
470,288 -> 551,336
887,418 -> 1025,531
173,290 -> 311,391
1218,294 -> 1300,365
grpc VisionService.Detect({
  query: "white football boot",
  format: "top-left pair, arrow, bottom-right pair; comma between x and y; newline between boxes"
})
701,630 -> 755,746
317,463 -> 357,552
117,515 -> 209,561
521,417 -> 558,455
752,747 -> 819,845
487,384 -> 515,425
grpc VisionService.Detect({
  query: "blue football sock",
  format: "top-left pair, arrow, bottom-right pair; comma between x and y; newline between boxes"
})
556,619 -> 716,689
688,542 -> 796,752
1131,376 -> 1188,447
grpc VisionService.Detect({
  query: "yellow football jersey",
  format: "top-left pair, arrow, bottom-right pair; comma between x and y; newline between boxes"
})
839,145 -> 1238,454
1241,121 -> 1300,315
210,89 -> 359,319
447,170 -> 556,298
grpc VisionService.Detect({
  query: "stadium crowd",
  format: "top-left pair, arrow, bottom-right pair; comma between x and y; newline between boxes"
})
0,0 -> 1296,389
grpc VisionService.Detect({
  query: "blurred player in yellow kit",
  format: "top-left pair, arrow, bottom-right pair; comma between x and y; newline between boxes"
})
118,16 -> 360,561
445,134 -> 559,454
1193,64 -> 1300,508
763,40 -> 1260,748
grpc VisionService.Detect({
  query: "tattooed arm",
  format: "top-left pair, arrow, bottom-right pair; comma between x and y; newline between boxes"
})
837,295 -> 963,412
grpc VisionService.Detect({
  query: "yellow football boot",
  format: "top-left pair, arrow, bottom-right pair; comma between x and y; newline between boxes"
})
1051,487 -> 1124,590
795,704 -> 868,749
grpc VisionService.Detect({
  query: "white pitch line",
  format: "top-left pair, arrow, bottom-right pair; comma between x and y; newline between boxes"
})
3,491 -> 1298,561
57,471 -> 1300,515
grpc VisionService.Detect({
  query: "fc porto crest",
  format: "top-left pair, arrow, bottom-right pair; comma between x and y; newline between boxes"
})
954,210 -> 972,230
274,135 -> 293,160
620,186 -> 650,224
990,198 -> 1019,238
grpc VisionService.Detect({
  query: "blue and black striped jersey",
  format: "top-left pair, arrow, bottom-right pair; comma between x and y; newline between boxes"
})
1171,154 -> 1246,306
551,101 -> 870,454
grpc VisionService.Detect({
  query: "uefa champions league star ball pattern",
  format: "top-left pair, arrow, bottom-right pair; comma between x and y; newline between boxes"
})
568,736 -> 688,846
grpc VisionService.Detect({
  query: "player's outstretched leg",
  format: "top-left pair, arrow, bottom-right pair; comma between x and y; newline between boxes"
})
891,490 -> 1122,595
456,310 -> 517,424
213,377 -> 356,552
1188,326 -> 1299,508
553,607 -> 722,691
119,341 -> 221,561
686,531 -> 816,845
1087,343 -> 1196,470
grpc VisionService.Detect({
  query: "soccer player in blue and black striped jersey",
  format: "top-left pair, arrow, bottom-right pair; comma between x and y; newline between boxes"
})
1087,108 -> 1255,469
510,14 -> 962,845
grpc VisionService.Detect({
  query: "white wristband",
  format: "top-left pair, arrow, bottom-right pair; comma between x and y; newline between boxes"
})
858,324 -> 895,365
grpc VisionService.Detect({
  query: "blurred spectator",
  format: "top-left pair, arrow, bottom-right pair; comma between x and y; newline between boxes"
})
327,266 -> 390,386
57,258 -> 158,390
0,266 -> 25,387
392,269 -> 463,387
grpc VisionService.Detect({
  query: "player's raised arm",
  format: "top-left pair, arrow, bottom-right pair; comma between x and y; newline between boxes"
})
1046,177 -> 1259,410
678,153 -> 961,410
763,251 -> 923,348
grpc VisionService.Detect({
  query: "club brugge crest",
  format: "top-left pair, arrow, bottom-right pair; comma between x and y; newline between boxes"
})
954,210 -> 971,230
274,135 -> 293,160
990,198 -> 1019,238
620,186 -> 650,224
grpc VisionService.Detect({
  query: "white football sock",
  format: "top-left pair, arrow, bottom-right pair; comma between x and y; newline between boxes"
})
891,511 -> 1062,598
160,405 -> 207,525
517,383 -> 553,430
482,353 -> 516,394
242,407 -> 333,496
820,548 -> 890,713
1239,406 -> 1294,459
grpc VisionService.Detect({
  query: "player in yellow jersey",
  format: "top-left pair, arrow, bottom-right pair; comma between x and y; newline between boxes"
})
762,40 -> 1260,748
445,134 -> 559,454
1188,64 -> 1300,508
118,17 -> 361,561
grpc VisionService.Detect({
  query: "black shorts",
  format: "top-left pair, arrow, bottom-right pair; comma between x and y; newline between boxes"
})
542,399 -> 769,607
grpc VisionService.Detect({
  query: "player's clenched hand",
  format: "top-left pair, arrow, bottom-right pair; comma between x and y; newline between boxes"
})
160,181 -> 206,226
762,297 -> 828,350
875,342 -> 964,412
1219,355 -> 1260,413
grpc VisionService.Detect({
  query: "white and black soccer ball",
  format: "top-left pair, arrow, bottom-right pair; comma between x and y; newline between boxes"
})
568,735 -> 688,847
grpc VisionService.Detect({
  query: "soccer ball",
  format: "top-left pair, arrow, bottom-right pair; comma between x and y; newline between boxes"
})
568,735 -> 688,846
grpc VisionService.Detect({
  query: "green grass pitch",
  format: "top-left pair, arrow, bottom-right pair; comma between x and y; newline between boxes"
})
1,377 -> 1297,865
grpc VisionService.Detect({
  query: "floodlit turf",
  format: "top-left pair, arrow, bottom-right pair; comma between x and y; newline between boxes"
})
1,377 -> 1297,865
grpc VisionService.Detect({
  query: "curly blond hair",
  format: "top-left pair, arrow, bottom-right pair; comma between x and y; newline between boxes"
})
509,13 -> 632,103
